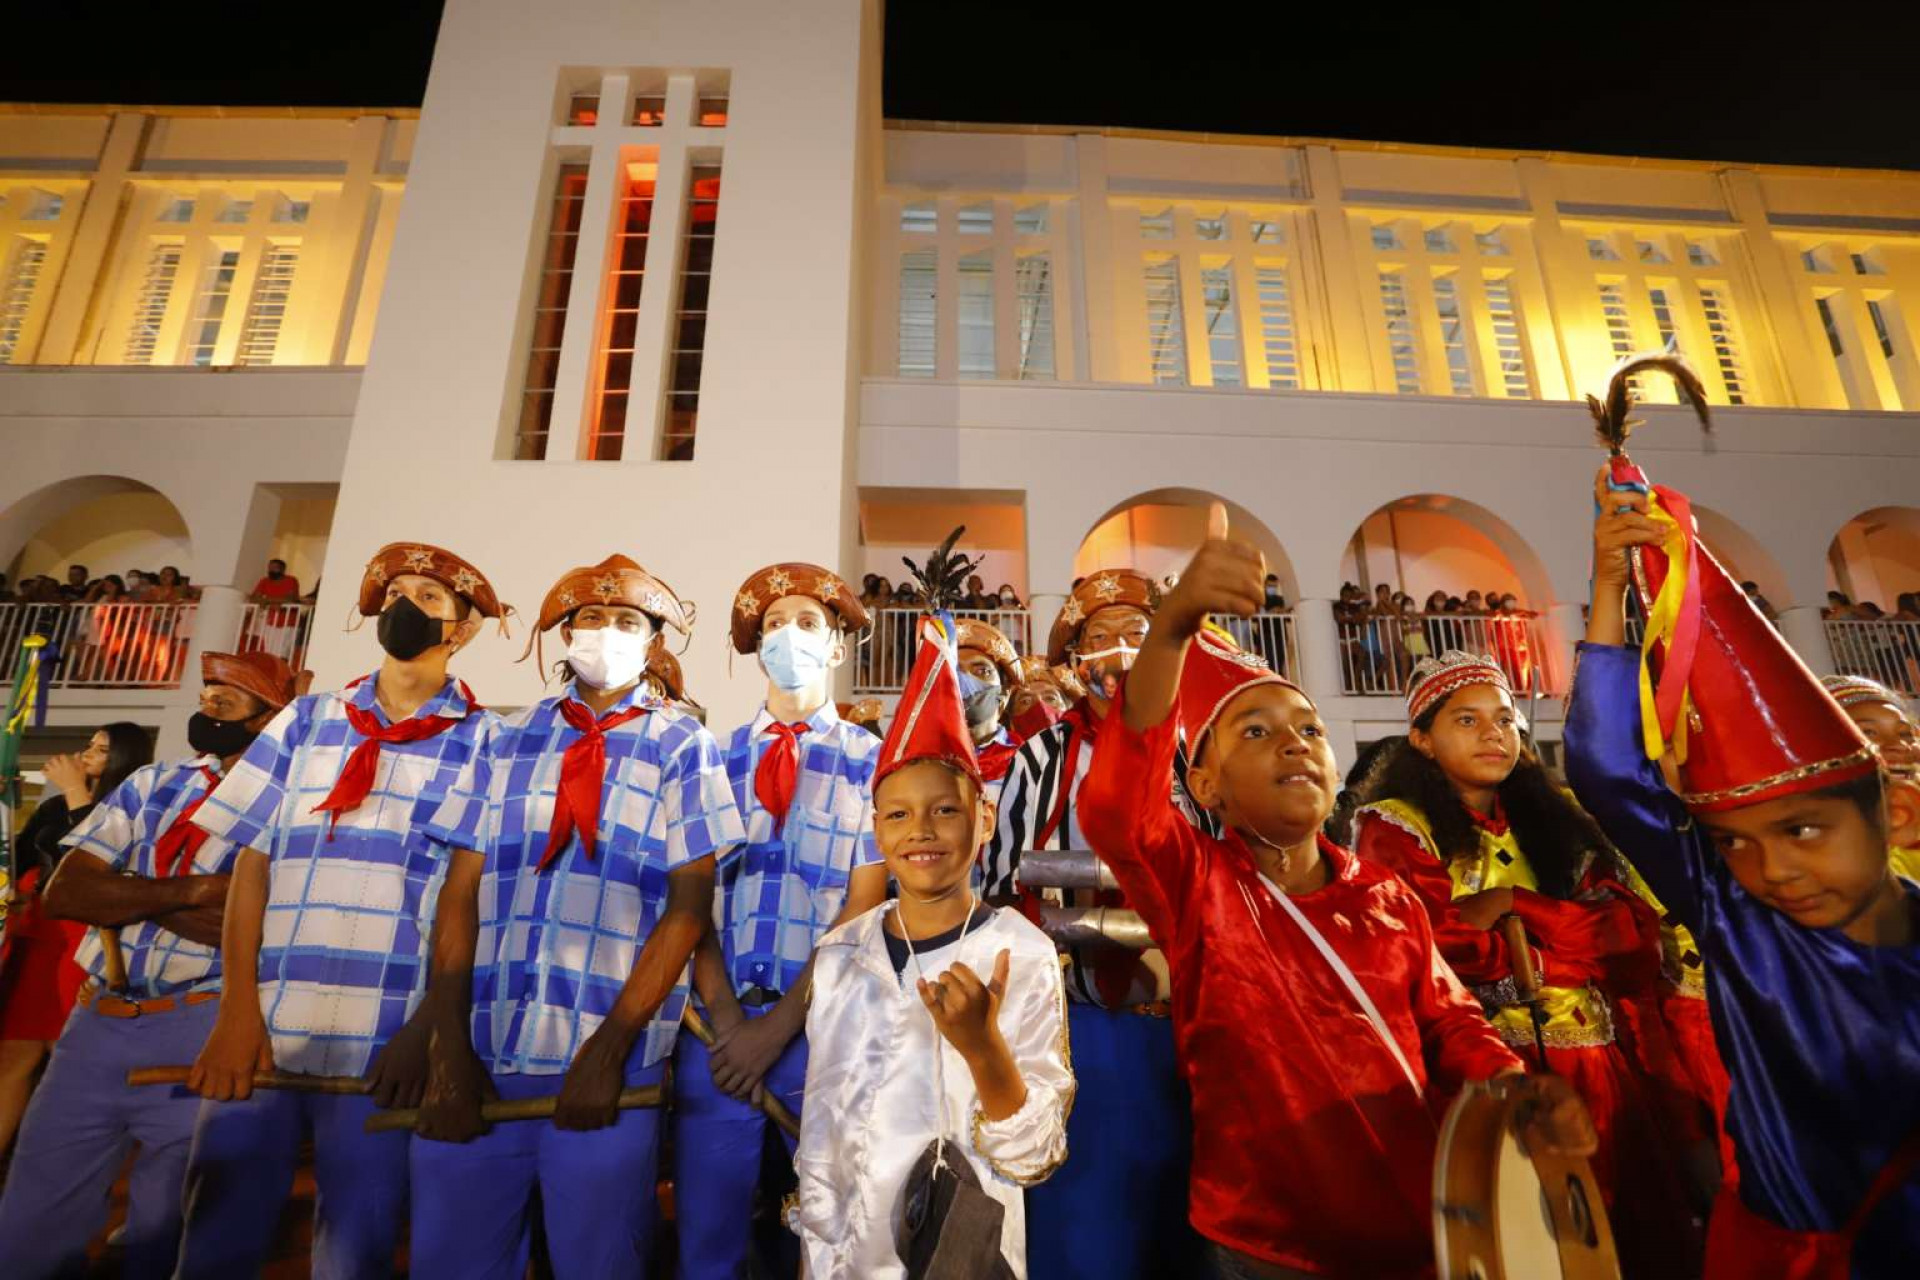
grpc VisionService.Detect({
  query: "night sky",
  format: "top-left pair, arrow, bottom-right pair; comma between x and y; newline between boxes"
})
4,2 -> 1917,171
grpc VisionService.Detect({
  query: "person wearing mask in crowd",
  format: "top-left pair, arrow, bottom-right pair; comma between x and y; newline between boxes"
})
1462,590 -> 1485,615
1570,462 -> 1920,1277
177,543 -> 505,1280
409,555 -> 744,1279
996,582 -> 1022,609
659,563 -> 880,1280
0,656 -> 304,1280
1351,651 -> 1692,1273
954,618 -> 1023,786
0,722 -> 151,1159
791,612 -> 1071,1279
1077,505 -> 1592,1278
985,569 -> 1201,1280
1262,574 -> 1288,613
1004,655 -> 1080,744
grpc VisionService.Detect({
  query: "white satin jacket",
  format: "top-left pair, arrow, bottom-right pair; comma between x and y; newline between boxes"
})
793,902 -> 1074,1279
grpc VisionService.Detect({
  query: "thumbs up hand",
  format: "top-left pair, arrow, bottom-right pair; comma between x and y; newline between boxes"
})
1161,501 -> 1268,642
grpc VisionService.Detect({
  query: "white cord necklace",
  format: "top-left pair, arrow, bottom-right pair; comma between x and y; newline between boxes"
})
899,890 -> 981,1154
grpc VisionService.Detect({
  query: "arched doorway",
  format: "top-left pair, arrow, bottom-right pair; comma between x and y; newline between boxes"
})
1338,494 -> 1555,697
1074,488 -> 1299,676
1825,506 -> 1920,693
1,476 -> 195,687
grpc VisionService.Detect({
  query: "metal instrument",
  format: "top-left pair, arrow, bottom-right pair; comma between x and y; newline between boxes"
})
1033,904 -> 1152,950
1014,849 -> 1120,892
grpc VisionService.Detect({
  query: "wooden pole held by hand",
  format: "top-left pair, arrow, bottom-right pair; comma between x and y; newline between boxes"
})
364,1084 -> 665,1134
683,1004 -> 803,1140
127,1067 -> 370,1094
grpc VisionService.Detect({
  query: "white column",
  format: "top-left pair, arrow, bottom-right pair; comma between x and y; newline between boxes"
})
155,585 -> 244,757
1294,597 -> 1344,707
1778,606 -> 1835,677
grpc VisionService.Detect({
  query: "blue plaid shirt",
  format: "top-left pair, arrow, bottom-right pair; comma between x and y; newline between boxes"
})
61,755 -> 239,999
717,703 -> 881,997
193,674 -> 494,1076
425,683 -> 745,1074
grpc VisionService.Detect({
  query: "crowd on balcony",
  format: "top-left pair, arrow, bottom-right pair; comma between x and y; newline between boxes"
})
1335,581 -> 1541,691
857,572 -> 1024,611
1824,590 -> 1920,622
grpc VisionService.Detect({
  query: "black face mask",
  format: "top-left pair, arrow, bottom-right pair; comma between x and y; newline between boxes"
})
188,711 -> 260,759
377,595 -> 447,661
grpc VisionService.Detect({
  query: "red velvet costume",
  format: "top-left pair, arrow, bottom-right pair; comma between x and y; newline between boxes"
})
1078,633 -> 1521,1276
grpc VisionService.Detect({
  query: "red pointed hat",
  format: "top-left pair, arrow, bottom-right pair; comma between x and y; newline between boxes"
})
1612,454 -> 1875,811
1176,626 -> 1306,758
874,614 -> 982,790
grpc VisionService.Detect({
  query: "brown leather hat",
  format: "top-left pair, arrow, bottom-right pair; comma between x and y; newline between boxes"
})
1045,569 -> 1161,665
201,650 -> 311,711
729,562 -> 869,655
358,543 -> 504,620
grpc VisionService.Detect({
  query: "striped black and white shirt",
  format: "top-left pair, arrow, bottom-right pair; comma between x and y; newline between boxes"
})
983,713 -> 1214,1006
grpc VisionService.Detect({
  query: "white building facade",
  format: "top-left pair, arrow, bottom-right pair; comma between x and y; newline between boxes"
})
5,0 -> 1920,762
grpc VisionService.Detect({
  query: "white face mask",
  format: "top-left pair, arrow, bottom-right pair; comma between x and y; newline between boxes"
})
760,624 -> 835,692
567,625 -> 653,691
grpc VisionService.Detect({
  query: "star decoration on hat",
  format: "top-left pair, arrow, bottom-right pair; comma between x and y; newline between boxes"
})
735,588 -> 758,616
402,547 -> 435,572
365,559 -> 389,585
814,573 -> 844,600
765,568 -> 793,597
450,568 -> 480,596
1059,597 -> 1084,626
592,574 -> 622,602
643,590 -> 670,615
558,588 -> 578,609
1090,573 -> 1121,602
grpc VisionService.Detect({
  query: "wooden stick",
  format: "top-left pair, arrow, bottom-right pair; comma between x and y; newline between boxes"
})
1500,913 -> 1551,1072
364,1084 -> 665,1133
684,1005 -> 803,1140
127,1067 -> 370,1094
100,926 -> 129,991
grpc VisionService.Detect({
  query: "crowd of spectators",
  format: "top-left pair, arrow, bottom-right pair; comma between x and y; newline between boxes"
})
1335,580 -> 1541,690
1823,590 -> 1920,623
0,564 -> 201,606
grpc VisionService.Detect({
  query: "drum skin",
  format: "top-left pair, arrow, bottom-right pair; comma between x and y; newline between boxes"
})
1433,1080 -> 1621,1280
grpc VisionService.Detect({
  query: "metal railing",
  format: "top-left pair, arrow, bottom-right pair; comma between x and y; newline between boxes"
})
1337,613 -> 1551,698
1213,612 -> 1299,683
235,601 -> 316,669
1826,618 -> 1920,697
854,607 -> 1034,694
0,601 -> 316,690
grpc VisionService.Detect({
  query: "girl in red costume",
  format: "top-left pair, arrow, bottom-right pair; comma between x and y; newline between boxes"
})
1352,650 -> 1697,1273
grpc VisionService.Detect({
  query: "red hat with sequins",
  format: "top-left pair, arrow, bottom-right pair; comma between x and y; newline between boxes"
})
1176,626 -> 1307,759
874,614 -> 982,790
1406,651 -> 1511,724
1615,454 -> 1876,812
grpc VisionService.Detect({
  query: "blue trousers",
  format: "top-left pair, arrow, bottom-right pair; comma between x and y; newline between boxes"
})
1026,1004 -> 1201,1280
175,1086 -> 409,1280
671,1008 -> 807,1280
410,1059 -> 666,1280
0,998 -> 216,1280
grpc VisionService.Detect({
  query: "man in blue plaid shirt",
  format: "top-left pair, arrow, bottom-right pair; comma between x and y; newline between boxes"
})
674,562 -> 887,1280
178,543 -> 506,1280
0,651 -> 301,1280
409,556 -> 744,1279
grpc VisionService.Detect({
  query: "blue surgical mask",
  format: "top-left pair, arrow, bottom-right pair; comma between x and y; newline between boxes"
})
760,625 -> 834,691
958,669 -> 1002,732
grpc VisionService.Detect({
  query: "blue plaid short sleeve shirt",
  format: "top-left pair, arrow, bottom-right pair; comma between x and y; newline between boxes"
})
424,683 -> 745,1074
717,703 -> 881,997
61,756 -> 240,999
192,673 -> 495,1077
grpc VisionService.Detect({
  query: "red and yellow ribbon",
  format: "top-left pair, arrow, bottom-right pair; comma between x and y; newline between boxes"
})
1637,485 -> 1703,764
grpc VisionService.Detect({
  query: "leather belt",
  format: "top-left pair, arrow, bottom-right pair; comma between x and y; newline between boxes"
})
86,984 -> 219,1019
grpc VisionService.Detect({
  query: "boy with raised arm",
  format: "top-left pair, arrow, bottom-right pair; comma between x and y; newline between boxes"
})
1568,463 -> 1920,1277
1078,505 -> 1593,1278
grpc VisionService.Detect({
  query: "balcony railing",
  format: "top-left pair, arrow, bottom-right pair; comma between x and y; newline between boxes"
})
1212,612 -> 1299,683
854,608 -> 1034,694
1826,619 -> 1920,697
0,601 -> 315,690
1338,614 -> 1551,698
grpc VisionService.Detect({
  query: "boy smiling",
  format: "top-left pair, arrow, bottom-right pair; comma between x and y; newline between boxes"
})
1078,506 -> 1591,1278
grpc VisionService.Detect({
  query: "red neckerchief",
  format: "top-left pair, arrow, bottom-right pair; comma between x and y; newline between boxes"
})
310,678 -> 475,836
539,698 -> 650,870
1464,800 -> 1510,838
1033,702 -> 1100,849
152,764 -> 221,877
976,734 -> 1019,784
753,719 -> 812,836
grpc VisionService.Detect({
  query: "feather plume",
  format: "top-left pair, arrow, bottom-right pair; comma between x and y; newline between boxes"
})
1587,349 -> 1713,454
900,526 -> 984,612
